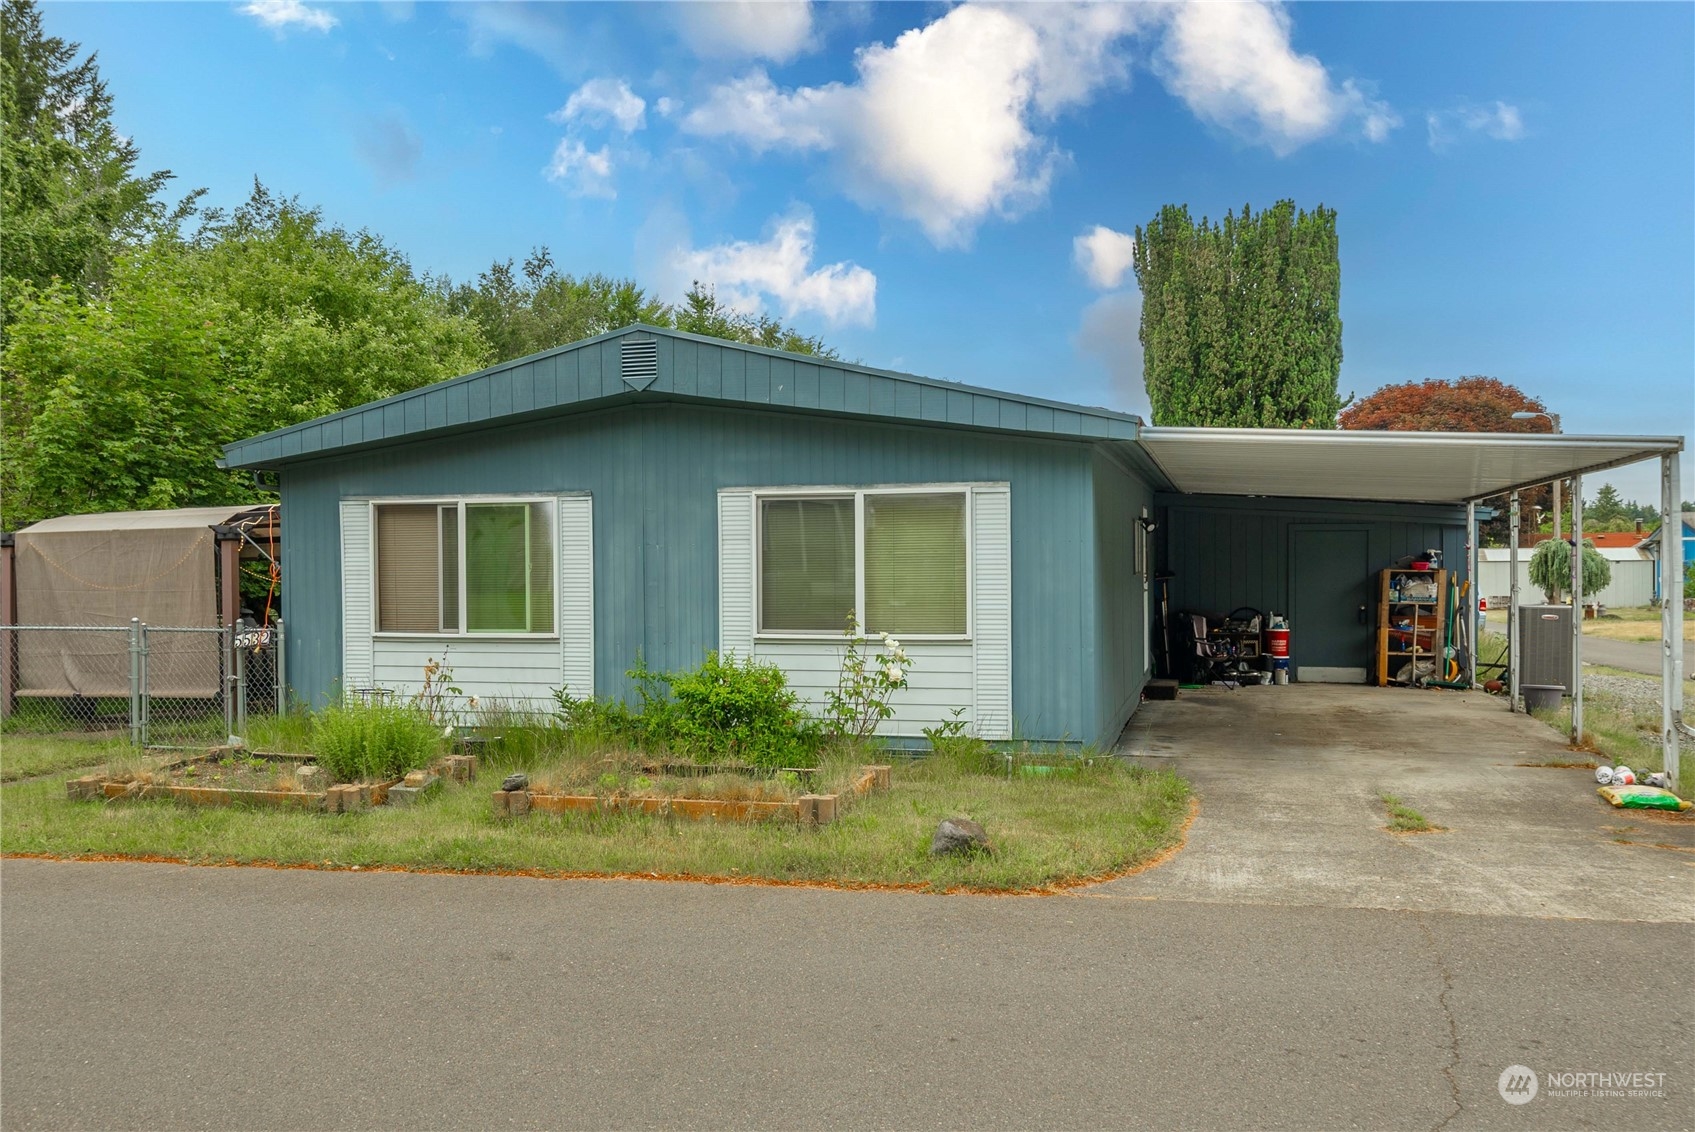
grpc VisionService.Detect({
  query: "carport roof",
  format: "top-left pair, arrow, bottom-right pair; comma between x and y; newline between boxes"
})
1133,428 -> 1683,504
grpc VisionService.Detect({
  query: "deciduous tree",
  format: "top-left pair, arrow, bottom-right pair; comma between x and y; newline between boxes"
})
1340,376 -> 1556,545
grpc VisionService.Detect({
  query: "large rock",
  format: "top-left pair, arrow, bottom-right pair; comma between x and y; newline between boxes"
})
930,816 -> 991,857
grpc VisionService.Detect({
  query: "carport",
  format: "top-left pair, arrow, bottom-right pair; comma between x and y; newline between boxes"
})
1128,428 -> 1687,789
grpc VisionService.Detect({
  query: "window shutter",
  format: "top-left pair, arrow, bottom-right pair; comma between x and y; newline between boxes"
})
719,490 -> 755,656
341,500 -> 373,689
971,484 -> 1011,740
558,495 -> 594,698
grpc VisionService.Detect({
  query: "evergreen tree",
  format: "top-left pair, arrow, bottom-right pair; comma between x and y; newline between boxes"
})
0,0 -> 175,314
1586,483 -> 1626,524
1132,200 -> 1343,427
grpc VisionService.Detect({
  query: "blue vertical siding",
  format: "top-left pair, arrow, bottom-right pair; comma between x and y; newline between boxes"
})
1156,494 -> 1470,621
1091,452 -> 1154,747
280,403 -> 1102,742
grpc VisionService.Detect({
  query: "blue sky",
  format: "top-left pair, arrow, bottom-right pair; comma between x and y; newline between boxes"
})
55,0 -> 1694,502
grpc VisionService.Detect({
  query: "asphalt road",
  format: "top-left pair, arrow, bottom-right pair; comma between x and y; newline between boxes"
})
3,859 -> 1688,1131
1582,634 -> 1693,677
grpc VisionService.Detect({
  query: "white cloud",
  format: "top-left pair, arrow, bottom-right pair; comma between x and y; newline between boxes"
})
1073,225 -> 1136,290
1076,289 -> 1150,421
670,210 -> 876,327
552,78 -> 647,134
1155,0 -> 1397,154
681,2 -> 1393,245
1427,100 -> 1525,150
685,4 -> 1121,247
682,70 -> 837,151
654,96 -> 680,118
545,139 -> 616,198
241,0 -> 337,33
458,3 -> 574,73
674,1 -> 816,63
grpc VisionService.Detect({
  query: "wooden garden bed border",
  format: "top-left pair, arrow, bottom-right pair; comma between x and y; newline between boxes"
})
62,749 -> 484,813
494,765 -> 893,825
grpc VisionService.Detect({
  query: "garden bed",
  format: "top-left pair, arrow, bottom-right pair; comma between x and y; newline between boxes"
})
497,764 -> 891,824
8,737 -> 1193,892
62,749 -> 481,813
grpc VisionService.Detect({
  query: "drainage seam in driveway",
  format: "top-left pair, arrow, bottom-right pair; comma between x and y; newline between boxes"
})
1419,914 -> 1464,1132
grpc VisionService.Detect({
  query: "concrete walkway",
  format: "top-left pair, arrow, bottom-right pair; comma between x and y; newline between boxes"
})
1105,684 -> 1694,922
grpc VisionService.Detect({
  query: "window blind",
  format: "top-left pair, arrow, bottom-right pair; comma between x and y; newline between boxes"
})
760,497 -> 854,632
865,493 -> 966,634
376,504 -> 439,632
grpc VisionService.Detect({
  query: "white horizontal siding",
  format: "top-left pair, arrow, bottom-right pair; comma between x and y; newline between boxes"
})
754,640 -> 975,736
370,637 -> 561,714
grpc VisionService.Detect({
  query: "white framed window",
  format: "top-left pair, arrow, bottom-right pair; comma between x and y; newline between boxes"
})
756,486 -> 970,639
373,498 -> 556,636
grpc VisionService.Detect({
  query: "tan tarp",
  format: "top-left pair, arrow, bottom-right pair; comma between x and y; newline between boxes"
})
14,525 -> 219,697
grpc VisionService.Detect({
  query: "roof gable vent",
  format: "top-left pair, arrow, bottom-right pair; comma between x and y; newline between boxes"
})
621,335 -> 658,391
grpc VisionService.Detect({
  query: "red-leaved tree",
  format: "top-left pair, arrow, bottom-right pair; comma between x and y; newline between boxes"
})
1341,377 -> 1554,545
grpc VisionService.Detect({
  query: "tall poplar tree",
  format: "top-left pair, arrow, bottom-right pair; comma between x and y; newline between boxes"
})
1132,200 -> 1344,427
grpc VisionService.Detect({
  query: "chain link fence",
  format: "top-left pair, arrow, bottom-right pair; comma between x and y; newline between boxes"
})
0,619 -> 285,748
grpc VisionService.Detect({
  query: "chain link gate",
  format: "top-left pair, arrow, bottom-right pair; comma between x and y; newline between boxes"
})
0,619 -> 285,748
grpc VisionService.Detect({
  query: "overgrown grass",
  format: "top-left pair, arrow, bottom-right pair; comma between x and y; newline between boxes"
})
310,698 -> 442,783
1379,792 -> 1443,833
0,735 -> 132,783
0,732 -> 1192,892
1529,670 -> 1695,784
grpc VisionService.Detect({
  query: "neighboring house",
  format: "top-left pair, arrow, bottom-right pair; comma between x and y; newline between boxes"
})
1527,531 -> 1656,549
1478,547 -> 1655,608
219,326 -> 1553,748
1640,511 -> 1695,603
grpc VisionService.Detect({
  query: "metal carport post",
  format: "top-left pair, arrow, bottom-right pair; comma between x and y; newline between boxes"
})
1662,450 -> 1686,792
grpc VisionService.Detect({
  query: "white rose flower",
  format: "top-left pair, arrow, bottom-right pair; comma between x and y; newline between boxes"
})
884,663 -> 903,681
885,637 -> 902,651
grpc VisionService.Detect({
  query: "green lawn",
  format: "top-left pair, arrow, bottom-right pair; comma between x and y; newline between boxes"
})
0,735 -> 134,783
0,739 -> 1192,893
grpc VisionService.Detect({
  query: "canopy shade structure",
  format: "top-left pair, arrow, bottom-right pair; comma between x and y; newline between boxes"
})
1134,429 -> 1684,504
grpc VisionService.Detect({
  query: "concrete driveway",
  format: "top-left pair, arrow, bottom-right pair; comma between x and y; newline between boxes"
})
1105,685 -> 1694,922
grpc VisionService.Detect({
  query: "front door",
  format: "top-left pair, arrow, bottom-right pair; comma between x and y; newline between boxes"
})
1290,528 -> 1371,683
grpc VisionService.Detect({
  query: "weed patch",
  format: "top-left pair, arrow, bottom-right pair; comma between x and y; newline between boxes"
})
1379,792 -> 1445,834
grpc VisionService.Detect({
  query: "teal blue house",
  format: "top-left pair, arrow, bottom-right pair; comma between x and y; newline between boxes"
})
222,325 -> 1476,747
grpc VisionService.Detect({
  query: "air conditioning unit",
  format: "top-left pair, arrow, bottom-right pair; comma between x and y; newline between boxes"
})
1520,604 -> 1573,692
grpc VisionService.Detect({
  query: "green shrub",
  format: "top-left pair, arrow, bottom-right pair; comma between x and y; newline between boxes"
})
311,698 -> 442,784
665,651 -> 820,768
